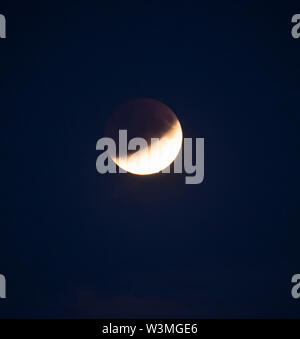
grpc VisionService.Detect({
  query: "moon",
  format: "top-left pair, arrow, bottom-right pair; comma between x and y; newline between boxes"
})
106,98 -> 183,175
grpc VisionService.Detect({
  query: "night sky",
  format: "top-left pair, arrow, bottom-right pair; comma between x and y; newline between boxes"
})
0,1 -> 299,318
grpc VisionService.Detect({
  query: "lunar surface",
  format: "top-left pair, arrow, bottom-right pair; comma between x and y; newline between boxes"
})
106,98 -> 183,175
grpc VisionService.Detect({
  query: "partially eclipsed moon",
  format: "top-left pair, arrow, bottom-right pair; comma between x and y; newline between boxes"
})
106,98 -> 183,175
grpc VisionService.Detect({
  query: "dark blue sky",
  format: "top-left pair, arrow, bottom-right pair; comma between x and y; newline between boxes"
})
0,1 -> 299,318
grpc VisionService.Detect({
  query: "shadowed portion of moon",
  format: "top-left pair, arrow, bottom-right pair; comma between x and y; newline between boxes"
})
106,98 -> 179,157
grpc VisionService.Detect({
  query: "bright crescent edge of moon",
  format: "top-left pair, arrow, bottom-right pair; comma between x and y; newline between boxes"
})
112,120 -> 183,175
